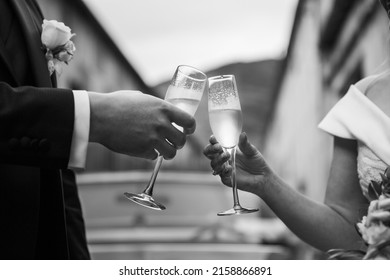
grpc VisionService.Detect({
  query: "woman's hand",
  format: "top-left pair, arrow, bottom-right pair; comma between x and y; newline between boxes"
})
203,132 -> 272,195
365,196 -> 390,226
358,196 -> 390,259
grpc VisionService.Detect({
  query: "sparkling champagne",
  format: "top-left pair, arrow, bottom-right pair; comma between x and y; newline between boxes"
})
165,85 -> 202,116
209,108 -> 242,148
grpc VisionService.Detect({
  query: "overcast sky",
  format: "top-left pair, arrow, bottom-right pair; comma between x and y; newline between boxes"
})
84,0 -> 298,86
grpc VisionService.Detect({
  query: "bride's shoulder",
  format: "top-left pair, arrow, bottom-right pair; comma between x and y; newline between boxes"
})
355,73 -> 390,116
353,74 -> 383,94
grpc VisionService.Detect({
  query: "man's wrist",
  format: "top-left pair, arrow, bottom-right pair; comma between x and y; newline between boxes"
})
88,91 -> 106,144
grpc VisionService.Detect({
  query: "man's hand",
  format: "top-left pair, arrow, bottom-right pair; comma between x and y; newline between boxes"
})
88,90 -> 196,160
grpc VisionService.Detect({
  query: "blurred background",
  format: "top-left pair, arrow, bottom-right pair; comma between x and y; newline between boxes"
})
36,0 -> 390,259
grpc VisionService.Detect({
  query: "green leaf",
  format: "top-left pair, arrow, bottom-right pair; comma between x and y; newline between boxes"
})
368,181 -> 381,200
380,173 -> 388,183
327,249 -> 365,260
385,167 -> 390,179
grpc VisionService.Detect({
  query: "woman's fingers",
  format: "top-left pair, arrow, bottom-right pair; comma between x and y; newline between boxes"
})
203,142 -> 224,159
211,154 -> 231,175
220,172 -> 232,187
366,211 -> 390,225
209,135 -> 218,145
378,198 -> 390,211
203,135 -> 233,177
238,132 -> 258,157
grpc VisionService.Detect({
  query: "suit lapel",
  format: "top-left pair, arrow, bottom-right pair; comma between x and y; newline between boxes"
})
9,0 -> 53,87
0,39 -> 19,86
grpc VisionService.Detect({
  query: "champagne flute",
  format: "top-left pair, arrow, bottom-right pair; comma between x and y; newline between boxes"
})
208,75 -> 259,216
124,65 -> 207,210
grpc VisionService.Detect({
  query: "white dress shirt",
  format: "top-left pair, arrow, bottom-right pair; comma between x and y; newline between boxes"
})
68,90 -> 90,170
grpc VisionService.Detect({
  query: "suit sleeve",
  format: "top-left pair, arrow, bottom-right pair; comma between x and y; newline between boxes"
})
0,81 -> 75,168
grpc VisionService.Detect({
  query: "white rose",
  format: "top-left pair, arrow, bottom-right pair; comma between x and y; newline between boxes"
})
41,19 -> 74,49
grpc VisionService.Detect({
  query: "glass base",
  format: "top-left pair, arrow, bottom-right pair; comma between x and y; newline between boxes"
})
217,206 -> 258,216
124,192 -> 166,211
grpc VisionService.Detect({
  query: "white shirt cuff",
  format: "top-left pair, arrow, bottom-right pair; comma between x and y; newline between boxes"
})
68,90 -> 90,170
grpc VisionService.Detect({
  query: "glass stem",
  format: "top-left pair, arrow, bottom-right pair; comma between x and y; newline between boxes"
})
227,146 -> 241,208
144,155 -> 164,196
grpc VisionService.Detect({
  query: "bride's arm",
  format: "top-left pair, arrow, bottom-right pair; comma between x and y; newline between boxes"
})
204,134 -> 368,251
259,136 -> 367,251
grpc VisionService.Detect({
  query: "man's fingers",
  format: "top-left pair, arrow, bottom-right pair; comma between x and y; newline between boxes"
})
166,103 -> 196,134
155,140 -> 177,160
163,124 -> 187,149
183,124 -> 196,135
141,148 -> 159,160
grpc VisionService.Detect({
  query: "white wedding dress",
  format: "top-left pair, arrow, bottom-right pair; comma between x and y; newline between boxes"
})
318,79 -> 390,201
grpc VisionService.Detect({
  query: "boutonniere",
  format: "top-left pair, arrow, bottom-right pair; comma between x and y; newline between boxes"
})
41,19 -> 76,76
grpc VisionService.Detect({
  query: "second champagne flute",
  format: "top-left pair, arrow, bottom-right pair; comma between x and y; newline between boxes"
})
124,65 -> 207,210
208,75 -> 259,216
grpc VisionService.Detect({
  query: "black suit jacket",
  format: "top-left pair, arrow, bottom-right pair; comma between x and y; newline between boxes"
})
0,0 -> 89,259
